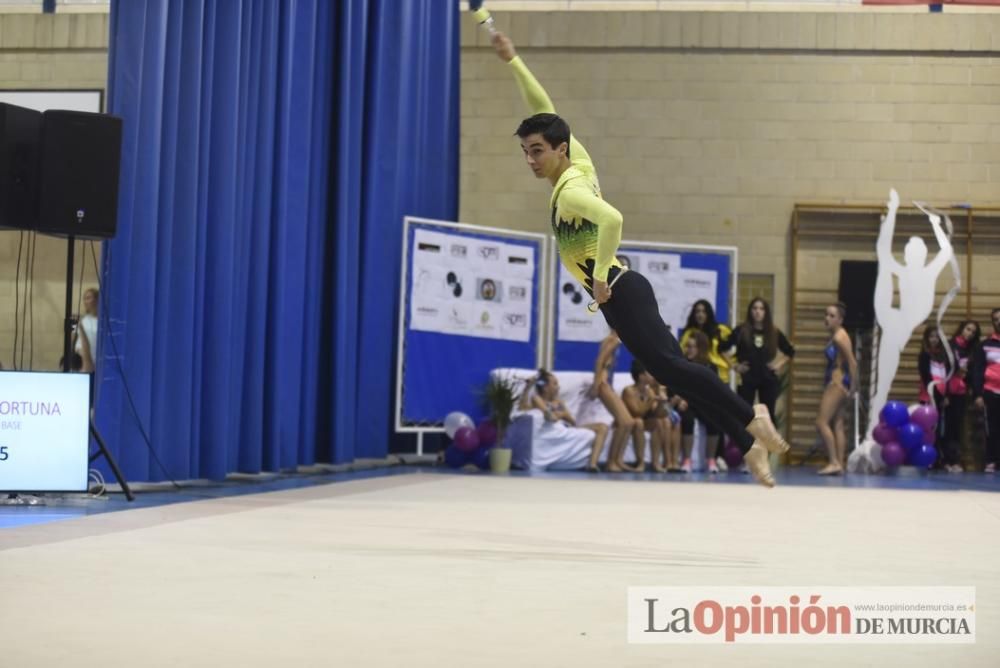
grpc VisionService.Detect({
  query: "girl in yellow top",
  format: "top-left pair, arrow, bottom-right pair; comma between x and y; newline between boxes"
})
491,31 -> 788,487
680,300 -> 734,383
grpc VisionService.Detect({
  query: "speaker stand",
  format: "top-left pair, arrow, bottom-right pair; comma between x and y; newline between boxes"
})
88,417 -> 133,501
62,235 -> 134,502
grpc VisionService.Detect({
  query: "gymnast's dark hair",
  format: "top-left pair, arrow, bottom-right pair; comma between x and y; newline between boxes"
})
921,326 -> 946,361
535,368 -> 554,392
684,299 -> 720,342
685,330 -> 711,365
515,113 -> 571,159
951,320 -> 981,348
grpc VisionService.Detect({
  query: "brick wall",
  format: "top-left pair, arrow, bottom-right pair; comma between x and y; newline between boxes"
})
459,11 -> 1000,334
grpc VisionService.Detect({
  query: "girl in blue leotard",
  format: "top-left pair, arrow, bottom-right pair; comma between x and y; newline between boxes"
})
824,342 -> 851,390
817,303 -> 858,475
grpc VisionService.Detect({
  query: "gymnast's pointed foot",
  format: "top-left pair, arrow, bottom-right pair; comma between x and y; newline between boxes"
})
744,442 -> 776,489
746,404 -> 790,455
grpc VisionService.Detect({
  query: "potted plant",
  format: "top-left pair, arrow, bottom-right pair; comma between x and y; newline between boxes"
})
480,373 -> 521,473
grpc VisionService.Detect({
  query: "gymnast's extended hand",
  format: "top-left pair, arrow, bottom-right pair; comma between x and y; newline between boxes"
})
491,31 -> 516,62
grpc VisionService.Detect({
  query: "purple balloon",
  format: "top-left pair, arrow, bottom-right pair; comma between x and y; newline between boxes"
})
897,422 -> 925,451
872,422 -> 897,446
912,444 -> 938,469
910,405 -> 939,434
453,425 -> 480,453
477,419 -> 498,447
881,441 -> 905,468
880,401 -> 910,428
723,446 -> 743,469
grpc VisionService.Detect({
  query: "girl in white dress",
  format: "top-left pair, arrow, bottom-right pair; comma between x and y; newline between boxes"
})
519,369 -> 609,472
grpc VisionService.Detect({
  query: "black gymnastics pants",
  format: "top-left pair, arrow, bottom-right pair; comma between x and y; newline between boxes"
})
935,391 -> 963,467
738,375 -> 780,430
599,270 -> 755,452
985,393 -> 1000,466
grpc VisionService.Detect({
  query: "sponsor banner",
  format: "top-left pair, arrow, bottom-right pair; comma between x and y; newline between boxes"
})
628,586 -> 976,645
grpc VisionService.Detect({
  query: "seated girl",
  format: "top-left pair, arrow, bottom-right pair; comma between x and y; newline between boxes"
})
621,359 -> 676,473
519,369 -> 610,472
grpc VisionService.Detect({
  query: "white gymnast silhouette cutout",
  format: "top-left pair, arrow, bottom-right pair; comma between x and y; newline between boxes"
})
865,189 -> 953,442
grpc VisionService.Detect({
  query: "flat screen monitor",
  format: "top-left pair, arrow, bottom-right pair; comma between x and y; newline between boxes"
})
0,371 -> 90,493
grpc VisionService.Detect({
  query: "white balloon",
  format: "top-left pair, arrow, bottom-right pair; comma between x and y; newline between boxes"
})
443,411 -> 474,439
908,403 -> 921,415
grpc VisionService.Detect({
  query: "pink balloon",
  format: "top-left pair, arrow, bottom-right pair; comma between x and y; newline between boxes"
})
910,405 -> 939,434
881,441 -> 905,468
477,419 -> 498,447
872,422 -> 897,446
453,426 -> 480,453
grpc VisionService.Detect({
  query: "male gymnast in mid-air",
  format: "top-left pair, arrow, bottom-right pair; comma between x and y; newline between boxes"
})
489,30 -> 789,487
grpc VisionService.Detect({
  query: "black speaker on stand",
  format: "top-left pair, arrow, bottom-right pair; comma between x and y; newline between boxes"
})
37,110 -> 124,371
37,110 -> 123,239
0,103 -> 41,231
41,110 -> 131,501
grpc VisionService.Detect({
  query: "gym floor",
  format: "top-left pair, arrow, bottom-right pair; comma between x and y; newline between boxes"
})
2,465 -> 998,666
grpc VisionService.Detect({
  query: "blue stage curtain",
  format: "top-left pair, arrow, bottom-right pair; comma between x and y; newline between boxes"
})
330,0 -> 459,462
331,0 -> 459,461
98,0 -> 457,481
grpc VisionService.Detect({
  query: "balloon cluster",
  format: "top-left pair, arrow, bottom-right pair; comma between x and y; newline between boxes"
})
872,401 -> 939,470
442,411 -> 498,470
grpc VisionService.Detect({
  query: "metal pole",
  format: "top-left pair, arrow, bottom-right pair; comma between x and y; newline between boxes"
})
62,236 -> 75,372
788,208 -> 799,455
966,209 -> 973,319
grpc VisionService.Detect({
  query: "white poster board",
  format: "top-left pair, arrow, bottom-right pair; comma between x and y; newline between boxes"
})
408,228 -> 535,343
0,371 -> 90,492
556,249 -> 718,343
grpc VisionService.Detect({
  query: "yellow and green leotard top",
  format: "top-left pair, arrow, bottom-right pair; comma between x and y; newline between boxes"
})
509,56 -> 623,294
